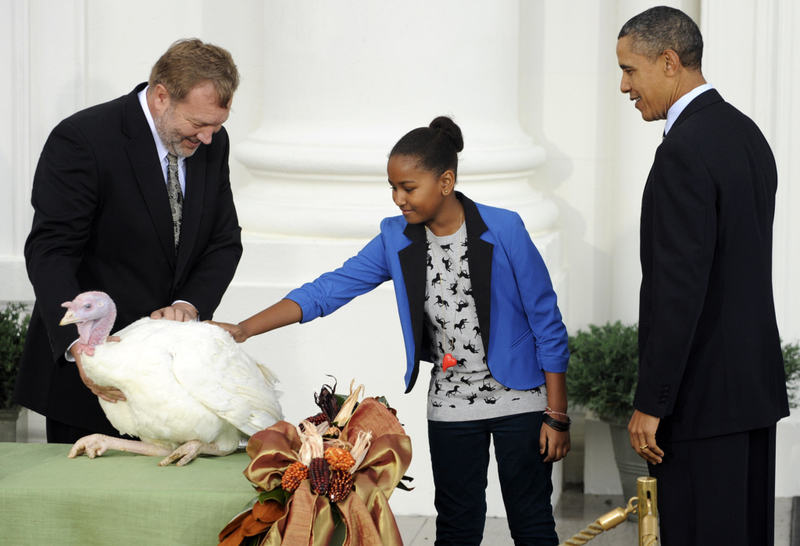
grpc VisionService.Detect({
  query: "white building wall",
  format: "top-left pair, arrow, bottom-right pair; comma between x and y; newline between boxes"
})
700,0 -> 800,498
3,0 -> 800,514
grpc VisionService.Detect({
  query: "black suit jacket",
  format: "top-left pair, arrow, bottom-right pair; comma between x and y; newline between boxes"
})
14,83 -> 243,434
635,89 -> 789,442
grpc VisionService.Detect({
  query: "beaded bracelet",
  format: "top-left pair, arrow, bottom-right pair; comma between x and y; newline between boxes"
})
543,407 -> 571,432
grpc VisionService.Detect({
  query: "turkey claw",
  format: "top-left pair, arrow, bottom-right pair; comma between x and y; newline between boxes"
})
159,440 -> 202,466
69,434 -> 111,459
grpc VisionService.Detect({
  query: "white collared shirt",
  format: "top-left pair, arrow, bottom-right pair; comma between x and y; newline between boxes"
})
138,86 -> 186,196
664,83 -> 714,136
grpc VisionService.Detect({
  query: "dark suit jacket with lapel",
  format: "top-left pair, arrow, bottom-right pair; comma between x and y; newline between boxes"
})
15,83 -> 243,434
286,192 -> 569,394
635,88 -> 789,442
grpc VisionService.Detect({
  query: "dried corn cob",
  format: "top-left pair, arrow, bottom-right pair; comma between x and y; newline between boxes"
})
281,461 -> 308,492
324,446 -> 355,471
300,412 -> 328,431
328,469 -> 355,502
308,457 -> 330,495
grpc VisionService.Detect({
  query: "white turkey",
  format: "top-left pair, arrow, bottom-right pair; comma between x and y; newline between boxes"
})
59,291 -> 282,466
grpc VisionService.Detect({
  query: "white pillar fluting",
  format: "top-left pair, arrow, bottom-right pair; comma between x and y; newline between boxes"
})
702,0 -> 800,499
226,0 -> 564,517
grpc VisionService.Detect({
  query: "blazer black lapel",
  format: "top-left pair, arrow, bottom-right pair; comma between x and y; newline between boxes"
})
459,193 -> 493,356
399,222 -> 427,392
669,88 -> 723,135
176,148 -> 206,281
122,88 -> 177,267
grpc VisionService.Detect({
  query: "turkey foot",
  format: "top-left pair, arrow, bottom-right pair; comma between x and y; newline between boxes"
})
69,434 -> 171,459
158,440 -> 236,467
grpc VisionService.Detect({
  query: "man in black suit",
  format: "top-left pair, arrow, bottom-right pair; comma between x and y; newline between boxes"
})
617,7 -> 788,546
14,39 -> 244,444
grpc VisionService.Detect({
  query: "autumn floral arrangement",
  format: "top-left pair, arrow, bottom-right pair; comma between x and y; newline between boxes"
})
218,379 -> 412,546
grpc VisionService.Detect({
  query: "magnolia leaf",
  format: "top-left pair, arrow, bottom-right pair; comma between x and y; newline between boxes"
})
258,487 -> 290,505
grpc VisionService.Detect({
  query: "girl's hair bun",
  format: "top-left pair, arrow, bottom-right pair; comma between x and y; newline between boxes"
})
389,115 -> 464,178
429,116 -> 464,153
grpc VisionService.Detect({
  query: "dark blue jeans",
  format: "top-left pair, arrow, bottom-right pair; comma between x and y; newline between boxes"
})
427,412 -> 558,546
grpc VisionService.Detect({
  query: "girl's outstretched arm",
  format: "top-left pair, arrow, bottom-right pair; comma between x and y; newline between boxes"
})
207,299 -> 303,343
539,371 -> 571,462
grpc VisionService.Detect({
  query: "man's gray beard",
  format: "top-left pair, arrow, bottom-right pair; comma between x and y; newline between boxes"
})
154,109 -> 196,158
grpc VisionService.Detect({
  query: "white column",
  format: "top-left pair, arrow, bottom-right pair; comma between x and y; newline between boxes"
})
703,0 -> 800,345
703,0 -> 800,499
610,0 -> 701,324
235,1 -> 556,241
0,0 -> 87,301
575,0 -> 701,497
227,0 -> 563,517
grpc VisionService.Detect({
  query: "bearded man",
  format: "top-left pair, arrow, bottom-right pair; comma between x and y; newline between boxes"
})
15,39 -> 244,443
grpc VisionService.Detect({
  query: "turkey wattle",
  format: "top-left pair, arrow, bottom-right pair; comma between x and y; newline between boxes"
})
59,291 -> 282,466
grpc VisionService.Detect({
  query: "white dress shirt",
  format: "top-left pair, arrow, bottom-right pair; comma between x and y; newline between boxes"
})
664,83 -> 715,136
137,86 -> 187,196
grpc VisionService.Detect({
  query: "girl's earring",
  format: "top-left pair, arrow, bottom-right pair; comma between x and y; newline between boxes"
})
444,190 -> 449,194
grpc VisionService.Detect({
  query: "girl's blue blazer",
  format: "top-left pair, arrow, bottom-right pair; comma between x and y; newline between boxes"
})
287,193 -> 569,393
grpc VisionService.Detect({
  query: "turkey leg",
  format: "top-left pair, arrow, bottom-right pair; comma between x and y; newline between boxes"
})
69,434 -> 172,459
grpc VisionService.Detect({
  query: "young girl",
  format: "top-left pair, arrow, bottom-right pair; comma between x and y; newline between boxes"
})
213,116 -> 570,546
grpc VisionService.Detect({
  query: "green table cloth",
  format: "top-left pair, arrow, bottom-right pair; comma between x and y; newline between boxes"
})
0,442 -> 258,545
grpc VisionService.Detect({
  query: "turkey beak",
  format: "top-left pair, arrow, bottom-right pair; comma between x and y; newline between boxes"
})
59,309 -> 80,325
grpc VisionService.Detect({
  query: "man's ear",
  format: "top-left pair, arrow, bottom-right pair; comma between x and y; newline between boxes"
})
663,49 -> 681,76
150,83 -> 171,114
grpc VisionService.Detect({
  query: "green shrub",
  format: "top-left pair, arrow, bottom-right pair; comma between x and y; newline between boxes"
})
783,340 -> 800,409
0,302 -> 30,410
567,321 -> 800,426
567,321 -> 638,426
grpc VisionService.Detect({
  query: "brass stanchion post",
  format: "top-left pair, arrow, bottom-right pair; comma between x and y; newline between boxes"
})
557,477 -> 659,546
637,477 -> 658,546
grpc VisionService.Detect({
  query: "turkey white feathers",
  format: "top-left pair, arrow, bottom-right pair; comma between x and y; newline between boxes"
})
60,291 -> 282,465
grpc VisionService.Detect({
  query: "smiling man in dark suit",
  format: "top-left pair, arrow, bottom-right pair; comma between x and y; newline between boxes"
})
15,39 -> 243,444
616,7 -> 788,546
